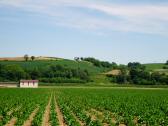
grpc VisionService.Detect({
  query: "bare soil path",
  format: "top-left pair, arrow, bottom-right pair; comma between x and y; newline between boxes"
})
91,109 -> 127,126
86,110 -> 110,126
42,94 -> 52,126
4,106 -> 22,126
90,108 -> 118,126
85,111 -> 97,121
0,115 -> 3,121
22,107 -> 39,126
119,124 -> 126,126
54,96 -> 67,126
5,117 -> 17,126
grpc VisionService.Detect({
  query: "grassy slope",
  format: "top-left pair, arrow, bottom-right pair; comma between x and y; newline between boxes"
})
144,63 -> 168,76
0,59 -> 108,75
144,63 -> 166,71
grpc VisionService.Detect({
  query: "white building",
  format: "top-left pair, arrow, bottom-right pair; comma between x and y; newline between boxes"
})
19,80 -> 38,88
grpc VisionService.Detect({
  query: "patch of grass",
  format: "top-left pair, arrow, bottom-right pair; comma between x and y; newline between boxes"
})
91,74 -> 110,84
144,63 -> 166,71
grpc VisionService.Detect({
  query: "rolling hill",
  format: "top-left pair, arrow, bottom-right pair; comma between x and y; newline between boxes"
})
0,57 -> 109,75
0,56 -> 61,61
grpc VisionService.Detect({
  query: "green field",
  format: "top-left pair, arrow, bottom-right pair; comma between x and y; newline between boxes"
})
0,87 -> 168,126
144,63 -> 168,75
144,63 -> 166,71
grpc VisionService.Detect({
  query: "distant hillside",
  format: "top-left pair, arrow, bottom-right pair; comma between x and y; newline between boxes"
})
0,58 -> 109,75
144,63 -> 168,75
0,56 -> 62,61
1,58 -> 168,85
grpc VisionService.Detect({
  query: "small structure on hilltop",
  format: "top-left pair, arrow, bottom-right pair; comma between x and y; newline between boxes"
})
19,80 -> 38,88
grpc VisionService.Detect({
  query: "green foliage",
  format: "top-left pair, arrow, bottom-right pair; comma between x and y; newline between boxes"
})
128,63 -> 168,85
0,58 -> 115,83
82,57 -> 102,67
166,60 -> 168,65
40,77 -> 87,83
27,68 -> 41,79
0,89 -> 50,126
128,62 -> 145,70
1,88 -> 168,125
24,54 -> 29,61
0,59 -> 107,75
50,96 -> 59,126
31,56 -> 35,61
163,66 -> 168,69
56,88 -> 168,126
144,63 -> 166,71
107,62 -> 168,85
81,57 -> 117,68
0,64 -> 27,81
0,62 -> 90,83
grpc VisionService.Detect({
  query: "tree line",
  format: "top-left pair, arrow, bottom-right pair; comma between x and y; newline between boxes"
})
0,55 -> 168,85
0,64 -> 90,83
74,57 -> 117,68
107,62 -> 168,85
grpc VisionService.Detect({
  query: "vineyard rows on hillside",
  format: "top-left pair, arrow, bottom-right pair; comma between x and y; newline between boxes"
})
0,88 -> 168,126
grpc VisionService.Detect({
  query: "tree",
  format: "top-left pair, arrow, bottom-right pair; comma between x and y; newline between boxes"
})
29,68 -> 40,79
0,64 -> 5,80
31,56 -> 35,61
74,57 -> 80,62
80,57 -> 84,61
166,60 -> 168,65
83,57 -> 101,67
128,62 -> 146,71
101,61 -> 111,68
111,62 -> 118,69
24,54 -> 29,61
3,65 -> 26,81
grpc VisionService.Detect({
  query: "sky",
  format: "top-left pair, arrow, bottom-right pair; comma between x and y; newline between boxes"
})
0,0 -> 168,64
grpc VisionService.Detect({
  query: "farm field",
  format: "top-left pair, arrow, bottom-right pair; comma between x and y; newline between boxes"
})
0,87 -> 168,126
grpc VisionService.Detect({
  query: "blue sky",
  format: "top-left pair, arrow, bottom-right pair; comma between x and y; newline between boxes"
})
0,0 -> 168,64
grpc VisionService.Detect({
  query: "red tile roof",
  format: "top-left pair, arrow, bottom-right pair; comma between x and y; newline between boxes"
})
20,80 -> 38,83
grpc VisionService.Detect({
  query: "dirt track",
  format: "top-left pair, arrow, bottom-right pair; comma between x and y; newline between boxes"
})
54,96 -> 67,126
23,107 -> 39,126
42,95 -> 52,126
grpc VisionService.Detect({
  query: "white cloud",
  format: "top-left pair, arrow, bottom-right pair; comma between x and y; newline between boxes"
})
0,0 -> 168,35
